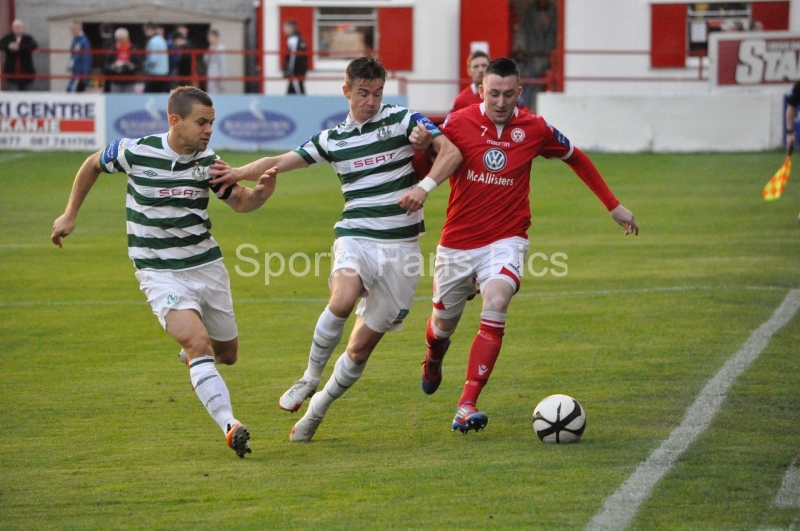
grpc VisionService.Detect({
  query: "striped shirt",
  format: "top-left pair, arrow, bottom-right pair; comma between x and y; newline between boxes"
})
99,133 -> 231,271
295,104 -> 441,241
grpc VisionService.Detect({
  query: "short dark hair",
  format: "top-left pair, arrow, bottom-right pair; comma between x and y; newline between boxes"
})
485,58 -> 520,81
100,23 -> 113,35
144,22 -> 157,31
167,87 -> 213,118
345,55 -> 387,88
467,50 -> 490,69
285,19 -> 297,30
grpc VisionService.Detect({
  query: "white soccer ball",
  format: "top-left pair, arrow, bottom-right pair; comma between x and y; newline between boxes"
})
533,394 -> 586,444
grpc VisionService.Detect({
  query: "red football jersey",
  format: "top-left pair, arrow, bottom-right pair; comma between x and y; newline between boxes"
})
451,85 -> 482,113
439,104 -> 579,250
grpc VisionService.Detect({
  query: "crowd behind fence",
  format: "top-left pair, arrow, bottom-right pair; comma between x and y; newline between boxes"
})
0,47 -> 560,96
0,47 -> 707,106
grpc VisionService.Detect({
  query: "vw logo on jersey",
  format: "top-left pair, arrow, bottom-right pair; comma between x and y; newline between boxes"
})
483,148 -> 507,172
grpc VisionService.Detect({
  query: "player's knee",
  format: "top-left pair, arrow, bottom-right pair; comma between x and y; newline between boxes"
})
347,345 -> 372,365
481,287 -> 513,313
215,350 -> 238,365
183,336 -> 212,359
327,300 -> 355,318
432,313 -> 459,335
212,339 -> 239,365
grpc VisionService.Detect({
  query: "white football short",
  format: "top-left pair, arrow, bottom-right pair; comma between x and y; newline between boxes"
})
331,237 -> 421,333
134,259 -> 238,342
432,236 -> 529,319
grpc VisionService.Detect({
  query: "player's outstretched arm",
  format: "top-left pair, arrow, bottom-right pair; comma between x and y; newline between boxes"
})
222,167 -> 278,213
397,135 -> 463,214
51,150 -> 103,248
210,151 -> 307,192
564,147 -> 639,236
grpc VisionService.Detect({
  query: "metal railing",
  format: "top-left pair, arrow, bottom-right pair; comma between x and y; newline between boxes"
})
0,47 -> 555,95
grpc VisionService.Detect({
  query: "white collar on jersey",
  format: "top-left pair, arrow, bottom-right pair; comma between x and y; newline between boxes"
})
479,103 -> 519,138
161,132 -> 200,163
344,105 -> 385,129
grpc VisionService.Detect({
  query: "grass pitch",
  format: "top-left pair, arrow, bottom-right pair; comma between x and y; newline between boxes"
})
1,150 -> 799,530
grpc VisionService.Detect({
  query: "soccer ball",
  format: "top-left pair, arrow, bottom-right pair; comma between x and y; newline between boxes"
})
532,394 -> 586,444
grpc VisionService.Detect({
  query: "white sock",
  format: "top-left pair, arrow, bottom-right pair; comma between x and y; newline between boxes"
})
189,356 -> 236,434
306,352 -> 366,419
303,306 -> 348,382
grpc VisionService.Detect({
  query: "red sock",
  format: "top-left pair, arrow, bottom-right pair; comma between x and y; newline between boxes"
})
458,312 -> 505,407
425,317 -> 450,361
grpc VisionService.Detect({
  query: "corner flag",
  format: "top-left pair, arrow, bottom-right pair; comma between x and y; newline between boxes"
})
763,156 -> 791,201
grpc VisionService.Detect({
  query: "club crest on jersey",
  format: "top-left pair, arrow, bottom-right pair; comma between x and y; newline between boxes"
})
377,123 -> 390,141
483,148 -> 507,172
192,165 -> 209,181
511,128 -> 525,143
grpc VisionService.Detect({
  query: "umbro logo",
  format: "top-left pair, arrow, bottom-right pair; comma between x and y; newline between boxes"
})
336,141 -> 348,147
143,170 -> 158,177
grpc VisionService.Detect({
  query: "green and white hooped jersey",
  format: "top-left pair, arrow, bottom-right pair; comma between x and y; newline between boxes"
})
99,133 -> 232,271
295,104 -> 441,241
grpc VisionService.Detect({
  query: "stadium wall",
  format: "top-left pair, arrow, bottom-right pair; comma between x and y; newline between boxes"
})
262,0 -> 461,112
542,0 -> 800,152
537,93 -> 785,152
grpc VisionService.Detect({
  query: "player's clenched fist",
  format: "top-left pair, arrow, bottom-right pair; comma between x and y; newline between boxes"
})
397,186 -> 427,214
209,158 -> 242,194
51,214 -> 76,248
410,122 -> 433,152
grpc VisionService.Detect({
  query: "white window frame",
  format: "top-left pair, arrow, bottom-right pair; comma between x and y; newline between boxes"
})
314,7 -> 378,70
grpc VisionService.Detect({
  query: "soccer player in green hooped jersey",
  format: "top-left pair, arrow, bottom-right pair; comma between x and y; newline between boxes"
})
51,87 -> 278,458
209,55 -> 463,442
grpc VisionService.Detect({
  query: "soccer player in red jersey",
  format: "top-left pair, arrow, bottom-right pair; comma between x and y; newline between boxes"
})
399,58 -> 639,433
450,50 -> 490,113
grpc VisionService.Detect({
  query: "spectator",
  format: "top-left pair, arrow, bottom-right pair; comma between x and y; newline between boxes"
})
205,28 -> 227,94
283,20 -> 308,94
67,20 -> 91,93
519,0 -> 557,109
99,24 -> 116,93
143,22 -> 170,92
105,27 -> 139,93
0,19 -> 39,91
171,32 -> 194,87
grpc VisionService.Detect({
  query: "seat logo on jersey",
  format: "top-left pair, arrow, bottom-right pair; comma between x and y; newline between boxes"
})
511,128 -> 525,143
483,148 -> 507,172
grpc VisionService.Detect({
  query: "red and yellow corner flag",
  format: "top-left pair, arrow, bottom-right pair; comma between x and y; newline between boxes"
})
763,156 -> 791,201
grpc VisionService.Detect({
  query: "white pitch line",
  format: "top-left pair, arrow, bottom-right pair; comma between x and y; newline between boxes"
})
585,288 -> 800,531
774,461 -> 800,509
0,153 -> 25,163
0,285 -> 786,308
